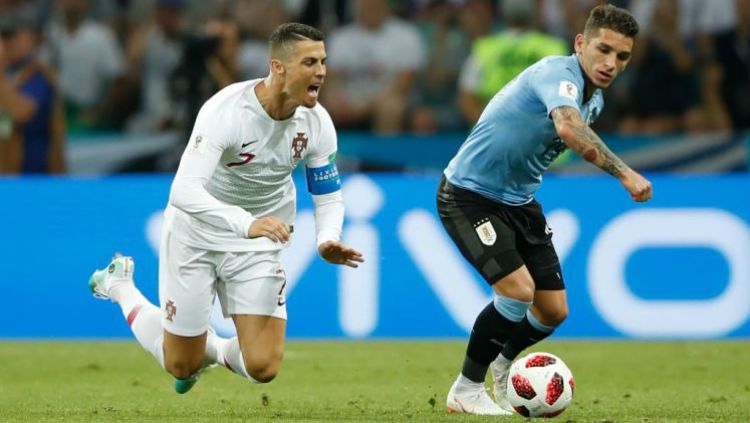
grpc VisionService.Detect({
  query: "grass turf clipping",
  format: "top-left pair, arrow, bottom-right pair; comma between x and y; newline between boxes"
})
0,341 -> 748,422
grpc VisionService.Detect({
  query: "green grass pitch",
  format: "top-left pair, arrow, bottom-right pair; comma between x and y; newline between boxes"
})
1,340 -> 748,422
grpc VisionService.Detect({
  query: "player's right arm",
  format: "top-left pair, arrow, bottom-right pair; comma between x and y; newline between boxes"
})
551,106 -> 652,202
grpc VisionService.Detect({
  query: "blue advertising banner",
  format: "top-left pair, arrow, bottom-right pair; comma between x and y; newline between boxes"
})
1,174 -> 748,339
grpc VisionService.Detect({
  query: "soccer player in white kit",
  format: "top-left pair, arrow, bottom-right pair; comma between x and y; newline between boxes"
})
88,23 -> 364,393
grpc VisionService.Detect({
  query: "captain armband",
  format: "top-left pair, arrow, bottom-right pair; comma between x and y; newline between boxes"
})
305,162 -> 341,195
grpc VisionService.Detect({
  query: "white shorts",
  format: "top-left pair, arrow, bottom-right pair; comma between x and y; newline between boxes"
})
158,229 -> 287,337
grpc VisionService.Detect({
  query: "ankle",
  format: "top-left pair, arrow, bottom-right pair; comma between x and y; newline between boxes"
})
456,374 -> 485,391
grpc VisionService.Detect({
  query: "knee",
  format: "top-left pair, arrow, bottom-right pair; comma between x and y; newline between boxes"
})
165,357 -> 203,380
244,351 -> 283,383
496,279 -> 535,303
540,305 -> 568,327
247,366 -> 278,383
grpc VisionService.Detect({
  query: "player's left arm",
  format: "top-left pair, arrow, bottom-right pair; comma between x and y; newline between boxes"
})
305,114 -> 364,268
551,106 -> 652,202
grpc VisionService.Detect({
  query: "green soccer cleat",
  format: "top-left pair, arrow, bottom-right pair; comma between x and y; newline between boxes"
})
89,255 -> 135,301
174,375 -> 199,394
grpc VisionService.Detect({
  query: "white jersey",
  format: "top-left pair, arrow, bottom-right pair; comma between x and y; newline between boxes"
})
165,79 -> 338,252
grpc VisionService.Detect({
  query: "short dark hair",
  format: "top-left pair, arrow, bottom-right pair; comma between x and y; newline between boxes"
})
584,4 -> 639,39
269,23 -> 324,60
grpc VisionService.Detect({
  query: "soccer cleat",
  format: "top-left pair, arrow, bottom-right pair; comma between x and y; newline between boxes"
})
174,375 -> 200,395
446,379 -> 512,416
491,359 -> 514,413
89,255 -> 135,301
174,328 -> 220,394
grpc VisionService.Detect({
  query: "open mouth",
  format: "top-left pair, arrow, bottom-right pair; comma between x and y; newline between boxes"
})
597,71 -> 613,83
307,84 -> 321,99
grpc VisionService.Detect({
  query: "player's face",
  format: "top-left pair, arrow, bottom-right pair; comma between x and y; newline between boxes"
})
282,40 -> 327,108
575,28 -> 633,88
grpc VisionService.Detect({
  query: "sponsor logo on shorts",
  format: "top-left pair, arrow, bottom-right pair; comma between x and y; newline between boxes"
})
474,218 -> 497,246
165,300 -> 177,322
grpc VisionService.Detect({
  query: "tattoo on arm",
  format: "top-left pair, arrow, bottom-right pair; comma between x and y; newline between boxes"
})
551,107 -> 628,177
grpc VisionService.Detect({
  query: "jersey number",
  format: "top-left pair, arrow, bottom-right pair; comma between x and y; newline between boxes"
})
227,153 -> 255,167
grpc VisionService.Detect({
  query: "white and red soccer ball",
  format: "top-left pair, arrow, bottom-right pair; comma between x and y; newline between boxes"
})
506,352 -> 575,418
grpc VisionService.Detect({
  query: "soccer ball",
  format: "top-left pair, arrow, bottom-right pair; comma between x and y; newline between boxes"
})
506,352 -> 574,418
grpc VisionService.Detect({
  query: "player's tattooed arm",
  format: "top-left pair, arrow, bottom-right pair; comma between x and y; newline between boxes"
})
551,106 -> 653,202
551,106 -> 628,178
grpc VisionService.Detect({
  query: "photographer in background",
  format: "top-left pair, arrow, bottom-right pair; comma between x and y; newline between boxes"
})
125,0 -> 187,133
164,19 -> 239,169
0,12 -> 65,174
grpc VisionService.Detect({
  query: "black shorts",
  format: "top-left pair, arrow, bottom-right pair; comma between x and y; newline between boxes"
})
436,176 -> 565,290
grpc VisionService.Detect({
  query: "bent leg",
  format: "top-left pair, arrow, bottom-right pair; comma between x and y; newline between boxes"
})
163,331 -> 207,380
220,314 -> 286,383
158,230 -> 217,380
461,266 -> 535,382
91,255 -> 167,370
500,290 -> 568,361
530,289 -> 569,326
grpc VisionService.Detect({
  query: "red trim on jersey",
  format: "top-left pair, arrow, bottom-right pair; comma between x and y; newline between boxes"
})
227,153 -> 255,167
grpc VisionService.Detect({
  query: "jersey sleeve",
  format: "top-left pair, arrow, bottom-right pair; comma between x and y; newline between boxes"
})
530,60 -> 583,117
305,107 -> 341,196
168,107 -> 254,239
305,108 -> 338,168
305,108 -> 344,245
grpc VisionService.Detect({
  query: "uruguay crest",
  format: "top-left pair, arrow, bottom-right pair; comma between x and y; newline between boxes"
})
475,219 -> 497,246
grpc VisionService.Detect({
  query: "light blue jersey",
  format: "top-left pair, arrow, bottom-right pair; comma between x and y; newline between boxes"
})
445,54 -> 604,205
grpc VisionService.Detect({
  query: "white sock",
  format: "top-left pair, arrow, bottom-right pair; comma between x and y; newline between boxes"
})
219,337 -> 259,383
456,373 -> 485,392
110,282 -> 148,318
203,330 -> 228,366
111,283 -> 165,370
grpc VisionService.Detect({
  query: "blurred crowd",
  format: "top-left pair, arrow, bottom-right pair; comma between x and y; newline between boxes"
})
0,0 -> 748,173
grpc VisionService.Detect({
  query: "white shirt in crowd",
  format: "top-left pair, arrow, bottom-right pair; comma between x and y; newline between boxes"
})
42,20 -> 124,107
327,17 -> 426,106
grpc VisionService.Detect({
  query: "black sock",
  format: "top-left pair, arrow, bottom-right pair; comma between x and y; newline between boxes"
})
500,316 -> 554,361
462,302 -> 519,383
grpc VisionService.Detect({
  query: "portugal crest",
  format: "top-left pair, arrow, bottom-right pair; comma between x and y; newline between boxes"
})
475,218 -> 497,246
292,132 -> 308,159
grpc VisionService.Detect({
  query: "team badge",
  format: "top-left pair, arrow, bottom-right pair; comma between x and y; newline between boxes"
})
292,132 -> 308,160
475,218 -> 497,246
165,300 -> 177,322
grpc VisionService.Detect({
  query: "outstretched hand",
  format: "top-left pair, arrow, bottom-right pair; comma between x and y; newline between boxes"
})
318,241 -> 364,268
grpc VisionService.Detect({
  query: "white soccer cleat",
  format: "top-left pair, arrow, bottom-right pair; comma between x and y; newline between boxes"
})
491,359 -> 514,413
446,379 -> 513,416
88,255 -> 135,301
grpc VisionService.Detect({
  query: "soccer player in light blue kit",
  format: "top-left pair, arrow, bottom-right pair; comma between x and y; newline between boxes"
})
439,5 -> 652,415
